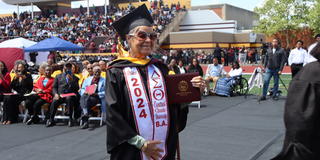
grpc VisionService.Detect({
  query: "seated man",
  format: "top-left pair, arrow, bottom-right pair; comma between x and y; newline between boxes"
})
79,66 -> 106,129
46,62 -> 80,127
205,57 -> 226,95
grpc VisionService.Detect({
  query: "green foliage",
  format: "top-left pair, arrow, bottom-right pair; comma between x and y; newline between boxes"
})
308,0 -> 320,34
253,0 -> 314,47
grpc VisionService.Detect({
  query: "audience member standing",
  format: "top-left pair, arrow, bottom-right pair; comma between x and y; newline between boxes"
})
288,40 -> 307,77
259,39 -> 286,101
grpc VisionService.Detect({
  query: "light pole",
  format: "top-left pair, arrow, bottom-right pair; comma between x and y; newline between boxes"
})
105,0 -> 109,17
17,4 -> 19,18
31,2 -> 34,19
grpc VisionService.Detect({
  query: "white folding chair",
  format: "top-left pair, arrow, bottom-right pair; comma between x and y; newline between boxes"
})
80,104 -> 104,127
191,101 -> 201,109
0,102 -> 3,122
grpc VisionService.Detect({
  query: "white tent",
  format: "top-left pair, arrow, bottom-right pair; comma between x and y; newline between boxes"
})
0,37 -> 36,48
0,37 -> 49,65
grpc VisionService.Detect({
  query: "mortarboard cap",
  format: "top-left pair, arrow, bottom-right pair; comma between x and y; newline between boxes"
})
112,4 -> 154,41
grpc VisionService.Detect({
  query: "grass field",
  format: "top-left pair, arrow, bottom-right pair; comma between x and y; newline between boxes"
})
242,74 -> 292,96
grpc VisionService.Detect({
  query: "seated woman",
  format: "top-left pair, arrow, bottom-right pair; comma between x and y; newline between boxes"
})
25,66 -> 54,125
168,59 -> 180,75
32,62 -> 48,84
2,61 -> 33,125
226,61 -> 243,78
214,62 -> 243,97
0,61 -> 11,119
187,58 -> 204,77
0,61 -> 11,94
177,60 -> 187,74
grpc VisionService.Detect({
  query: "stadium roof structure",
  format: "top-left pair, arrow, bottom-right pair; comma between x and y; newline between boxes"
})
2,0 -> 81,6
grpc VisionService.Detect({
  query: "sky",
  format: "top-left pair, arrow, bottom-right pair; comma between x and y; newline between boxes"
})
0,0 -> 264,14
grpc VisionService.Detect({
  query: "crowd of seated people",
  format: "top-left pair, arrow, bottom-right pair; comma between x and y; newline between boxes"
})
0,59 -> 108,130
0,51 -> 246,127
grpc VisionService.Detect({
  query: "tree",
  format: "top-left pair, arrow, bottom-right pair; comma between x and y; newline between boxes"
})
308,0 -> 320,34
254,0 -> 312,48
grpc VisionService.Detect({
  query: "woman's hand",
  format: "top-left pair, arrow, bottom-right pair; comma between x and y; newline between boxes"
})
141,140 -> 164,160
53,94 -> 60,100
191,76 -> 205,93
35,89 -> 43,93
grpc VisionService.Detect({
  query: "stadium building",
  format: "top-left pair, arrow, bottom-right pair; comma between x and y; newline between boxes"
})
162,3 -> 265,50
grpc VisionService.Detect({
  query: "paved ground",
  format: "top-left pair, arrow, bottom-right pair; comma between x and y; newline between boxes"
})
0,95 -> 286,160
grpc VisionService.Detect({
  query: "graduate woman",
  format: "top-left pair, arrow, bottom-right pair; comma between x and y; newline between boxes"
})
272,42 -> 320,159
105,4 -> 205,160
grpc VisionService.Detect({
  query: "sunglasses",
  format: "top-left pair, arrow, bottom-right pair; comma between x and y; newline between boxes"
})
129,31 -> 157,41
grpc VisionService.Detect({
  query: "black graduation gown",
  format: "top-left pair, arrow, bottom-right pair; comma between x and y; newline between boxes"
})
272,61 -> 320,160
105,58 -> 188,160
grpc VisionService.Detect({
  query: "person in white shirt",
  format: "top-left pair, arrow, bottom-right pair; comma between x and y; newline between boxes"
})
226,61 -> 243,78
205,57 -> 226,95
288,40 -> 308,77
304,34 -> 320,66
177,60 -> 186,74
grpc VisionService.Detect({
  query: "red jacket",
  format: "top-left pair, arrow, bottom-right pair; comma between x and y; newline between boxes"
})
0,73 -> 11,93
34,76 -> 54,103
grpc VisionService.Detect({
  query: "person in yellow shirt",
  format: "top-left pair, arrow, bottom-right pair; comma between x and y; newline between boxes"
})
71,63 -> 83,87
51,60 -> 65,78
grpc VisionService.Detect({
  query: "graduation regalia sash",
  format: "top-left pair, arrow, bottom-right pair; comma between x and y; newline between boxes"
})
123,64 -> 169,160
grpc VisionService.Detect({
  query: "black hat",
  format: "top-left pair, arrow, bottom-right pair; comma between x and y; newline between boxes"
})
315,34 -> 320,39
64,62 -> 72,68
112,4 -> 154,41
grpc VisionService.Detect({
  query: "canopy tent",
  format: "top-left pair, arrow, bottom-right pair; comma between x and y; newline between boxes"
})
24,36 -> 84,52
0,37 -> 37,48
0,37 -> 37,70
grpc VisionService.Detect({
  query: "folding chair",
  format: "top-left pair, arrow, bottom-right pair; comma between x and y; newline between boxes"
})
18,101 -> 29,123
0,102 -> 3,122
54,103 -> 74,122
80,104 -> 105,127
21,103 -> 50,123
191,101 -> 201,109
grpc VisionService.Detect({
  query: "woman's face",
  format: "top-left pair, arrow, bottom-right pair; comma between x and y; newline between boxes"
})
170,59 -> 176,66
178,61 -> 183,67
72,64 -> 76,73
17,64 -> 25,73
233,63 -> 239,69
39,66 -> 45,75
127,26 -> 156,58
192,59 -> 198,66
44,67 -> 52,78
